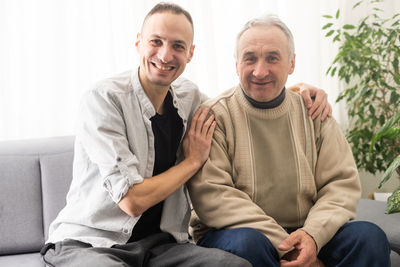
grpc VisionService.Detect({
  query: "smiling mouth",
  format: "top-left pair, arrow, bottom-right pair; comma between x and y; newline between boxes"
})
152,62 -> 175,71
252,80 -> 273,85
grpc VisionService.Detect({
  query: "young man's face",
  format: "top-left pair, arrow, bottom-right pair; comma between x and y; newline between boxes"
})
136,12 -> 195,91
236,25 -> 295,102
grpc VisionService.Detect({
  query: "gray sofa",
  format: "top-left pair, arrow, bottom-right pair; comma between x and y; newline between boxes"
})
0,136 -> 399,266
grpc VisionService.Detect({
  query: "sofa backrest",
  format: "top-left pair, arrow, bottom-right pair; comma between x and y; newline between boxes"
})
0,136 -> 74,255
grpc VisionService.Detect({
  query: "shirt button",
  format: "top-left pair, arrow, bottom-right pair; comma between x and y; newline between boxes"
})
123,229 -> 129,234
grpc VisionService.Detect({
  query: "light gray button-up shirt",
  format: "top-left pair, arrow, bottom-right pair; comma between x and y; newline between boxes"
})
47,69 -> 207,247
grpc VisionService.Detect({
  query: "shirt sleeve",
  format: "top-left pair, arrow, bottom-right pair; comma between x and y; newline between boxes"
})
77,89 -> 144,204
301,117 -> 361,251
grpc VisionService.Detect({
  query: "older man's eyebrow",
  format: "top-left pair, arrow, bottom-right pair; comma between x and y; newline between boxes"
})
242,51 -> 256,58
266,50 -> 281,56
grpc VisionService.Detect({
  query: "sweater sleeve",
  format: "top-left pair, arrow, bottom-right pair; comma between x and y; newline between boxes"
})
187,113 -> 290,258
301,117 -> 361,251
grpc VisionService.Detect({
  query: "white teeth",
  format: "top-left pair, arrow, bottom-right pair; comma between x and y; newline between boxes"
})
153,63 -> 173,71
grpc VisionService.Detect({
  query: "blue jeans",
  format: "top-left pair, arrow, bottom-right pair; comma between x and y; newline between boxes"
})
198,221 -> 391,267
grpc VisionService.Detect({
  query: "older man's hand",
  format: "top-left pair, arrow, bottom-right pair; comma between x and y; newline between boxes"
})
278,229 -> 325,267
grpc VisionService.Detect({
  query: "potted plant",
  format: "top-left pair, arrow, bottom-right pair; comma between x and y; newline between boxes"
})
370,112 -> 400,213
322,0 -> 400,213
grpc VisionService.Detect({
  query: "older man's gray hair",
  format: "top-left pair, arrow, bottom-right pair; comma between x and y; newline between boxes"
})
235,14 -> 295,61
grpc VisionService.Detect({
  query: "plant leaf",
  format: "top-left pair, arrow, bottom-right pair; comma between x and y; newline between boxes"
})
323,15 -> 333,19
385,127 -> 400,140
322,23 -> 333,30
392,57 -> 399,72
353,1 -> 362,9
336,9 -> 340,19
385,186 -> 400,214
369,105 -> 375,116
379,155 -> 400,188
333,34 -> 341,42
343,24 -> 356,30
380,112 -> 400,132
371,111 -> 400,151
325,30 -> 335,37
394,73 -> 400,85
331,66 -> 337,77
390,91 -> 399,104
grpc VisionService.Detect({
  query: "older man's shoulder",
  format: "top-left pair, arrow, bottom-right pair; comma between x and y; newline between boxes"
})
201,86 -> 237,109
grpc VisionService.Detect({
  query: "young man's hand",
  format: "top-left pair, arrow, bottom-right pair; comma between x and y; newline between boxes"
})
287,82 -> 332,121
182,108 -> 216,168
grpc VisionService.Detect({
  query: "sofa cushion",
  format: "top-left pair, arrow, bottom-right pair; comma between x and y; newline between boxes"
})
0,156 -> 44,255
0,136 -> 74,256
0,252 -> 43,267
41,151 -> 74,240
356,198 -> 400,255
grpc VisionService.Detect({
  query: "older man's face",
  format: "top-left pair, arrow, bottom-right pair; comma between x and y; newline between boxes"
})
236,25 -> 295,102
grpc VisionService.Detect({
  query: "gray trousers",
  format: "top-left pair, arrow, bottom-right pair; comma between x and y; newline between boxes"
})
42,232 -> 251,267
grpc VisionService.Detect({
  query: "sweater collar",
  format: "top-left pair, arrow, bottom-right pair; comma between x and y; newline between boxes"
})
235,84 -> 291,119
241,86 -> 286,109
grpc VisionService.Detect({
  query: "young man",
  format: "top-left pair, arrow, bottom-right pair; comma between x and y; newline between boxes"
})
188,14 -> 391,267
42,3 -> 330,267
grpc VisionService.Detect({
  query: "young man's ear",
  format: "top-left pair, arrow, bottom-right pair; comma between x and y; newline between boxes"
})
187,44 -> 195,63
135,33 -> 141,50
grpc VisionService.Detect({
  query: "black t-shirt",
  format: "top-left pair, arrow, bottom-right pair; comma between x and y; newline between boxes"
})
129,92 -> 183,242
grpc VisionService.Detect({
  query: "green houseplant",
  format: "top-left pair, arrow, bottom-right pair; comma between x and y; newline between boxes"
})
370,111 -> 400,213
322,0 -> 400,213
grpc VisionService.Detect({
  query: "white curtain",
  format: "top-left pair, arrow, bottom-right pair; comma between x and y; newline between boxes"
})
1,0 -> 399,140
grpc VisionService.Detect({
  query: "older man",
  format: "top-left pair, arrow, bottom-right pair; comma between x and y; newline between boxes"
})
188,14 -> 391,267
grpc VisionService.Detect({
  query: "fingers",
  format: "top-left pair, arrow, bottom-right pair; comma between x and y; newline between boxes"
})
206,120 -> 217,141
183,108 -> 216,166
320,101 -> 332,121
188,108 -> 216,142
295,84 -> 332,121
280,255 -> 308,267
308,90 -> 329,120
280,247 -> 310,267
192,108 -> 215,137
278,233 -> 299,251
187,108 -> 202,137
300,89 -> 313,109
202,113 -> 215,136
311,97 -> 327,120
307,89 -> 324,116
191,108 -> 206,133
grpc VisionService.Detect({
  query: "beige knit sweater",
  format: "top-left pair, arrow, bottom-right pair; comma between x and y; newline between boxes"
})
187,85 -> 361,258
